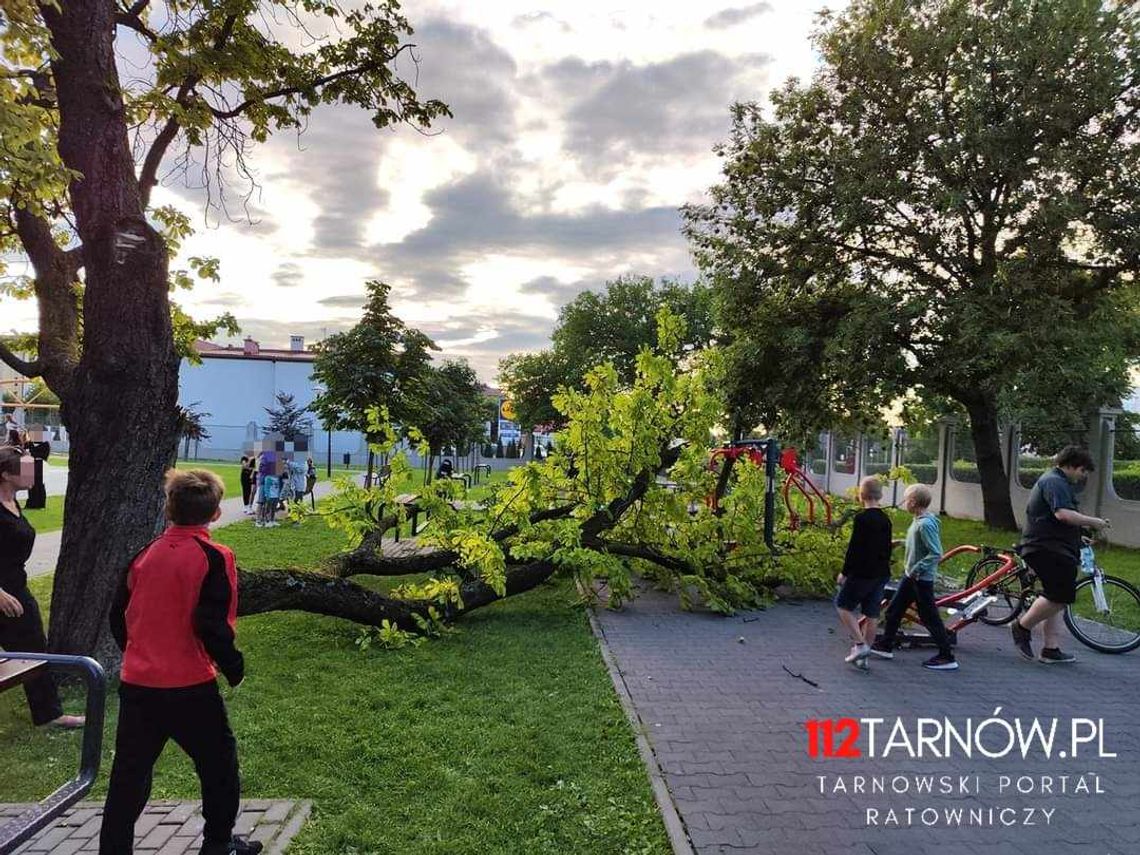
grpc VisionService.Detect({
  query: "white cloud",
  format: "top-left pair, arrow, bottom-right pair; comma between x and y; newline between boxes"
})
1,0 -> 844,382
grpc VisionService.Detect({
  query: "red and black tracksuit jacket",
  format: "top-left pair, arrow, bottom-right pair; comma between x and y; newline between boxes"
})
109,525 -> 244,688
101,526 -> 246,853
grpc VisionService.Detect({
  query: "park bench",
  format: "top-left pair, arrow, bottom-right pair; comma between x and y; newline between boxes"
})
390,493 -> 483,540
0,653 -> 107,852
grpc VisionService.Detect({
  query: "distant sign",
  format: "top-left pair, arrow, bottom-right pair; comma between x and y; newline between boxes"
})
500,399 -> 517,421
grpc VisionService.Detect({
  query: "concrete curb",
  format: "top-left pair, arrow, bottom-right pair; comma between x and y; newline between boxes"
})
269,799 -> 312,854
584,604 -> 695,855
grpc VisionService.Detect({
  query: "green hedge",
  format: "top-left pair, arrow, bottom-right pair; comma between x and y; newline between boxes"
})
950,462 -> 980,483
1113,468 -> 1140,501
907,463 -> 938,484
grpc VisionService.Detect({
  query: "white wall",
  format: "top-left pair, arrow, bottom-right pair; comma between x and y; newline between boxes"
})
178,356 -> 368,462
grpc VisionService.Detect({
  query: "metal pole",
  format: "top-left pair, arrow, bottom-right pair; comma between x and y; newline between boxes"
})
764,438 -> 779,553
326,423 -> 332,478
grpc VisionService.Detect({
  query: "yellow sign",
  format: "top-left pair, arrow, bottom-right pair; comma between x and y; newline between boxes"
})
500,399 -> 517,421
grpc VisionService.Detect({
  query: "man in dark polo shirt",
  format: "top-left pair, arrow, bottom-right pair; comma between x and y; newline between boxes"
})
1011,446 -> 1108,663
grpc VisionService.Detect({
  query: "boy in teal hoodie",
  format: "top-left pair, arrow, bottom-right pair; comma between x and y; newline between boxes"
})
871,484 -> 958,671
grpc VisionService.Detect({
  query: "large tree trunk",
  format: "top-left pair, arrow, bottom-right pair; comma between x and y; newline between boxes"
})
41,0 -> 179,662
964,397 -> 1018,531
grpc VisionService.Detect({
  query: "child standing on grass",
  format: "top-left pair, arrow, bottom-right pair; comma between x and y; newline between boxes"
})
872,484 -> 958,671
101,469 -> 261,855
257,469 -> 280,528
835,477 -> 893,669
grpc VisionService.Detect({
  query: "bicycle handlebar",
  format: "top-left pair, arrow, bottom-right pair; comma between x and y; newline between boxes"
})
938,544 -> 981,563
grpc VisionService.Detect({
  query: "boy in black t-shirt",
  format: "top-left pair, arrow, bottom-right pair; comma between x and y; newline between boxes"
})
835,477 -> 893,669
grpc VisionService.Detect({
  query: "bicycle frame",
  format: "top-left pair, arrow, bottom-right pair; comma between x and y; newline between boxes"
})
864,545 -> 1021,637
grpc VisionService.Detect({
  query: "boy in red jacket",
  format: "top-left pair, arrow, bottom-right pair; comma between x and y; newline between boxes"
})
100,470 -> 261,855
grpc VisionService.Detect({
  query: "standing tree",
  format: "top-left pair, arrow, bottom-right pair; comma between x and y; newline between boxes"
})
263,392 -> 313,441
498,275 -> 716,432
0,0 -> 448,659
311,280 -> 437,485
685,0 -> 1140,529
175,402 -> 212,464
404,360 -> 487,481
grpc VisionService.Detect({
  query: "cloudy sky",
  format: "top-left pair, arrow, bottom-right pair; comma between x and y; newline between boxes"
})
5,0 -> 841,382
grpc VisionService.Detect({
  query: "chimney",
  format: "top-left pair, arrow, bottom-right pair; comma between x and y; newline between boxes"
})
290,335 -> 304,353
243,336 -> 260,356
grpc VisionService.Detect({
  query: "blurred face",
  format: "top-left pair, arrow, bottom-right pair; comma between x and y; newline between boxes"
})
1,455 -> 34,491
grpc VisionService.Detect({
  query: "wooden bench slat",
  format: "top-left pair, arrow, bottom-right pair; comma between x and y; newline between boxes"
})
0,657 -> 47,692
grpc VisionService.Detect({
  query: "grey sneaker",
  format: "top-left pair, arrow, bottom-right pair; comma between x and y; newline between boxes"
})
1039,647 -> 1076,664
844,644 -> 870,663
1011,621 -> 1034,661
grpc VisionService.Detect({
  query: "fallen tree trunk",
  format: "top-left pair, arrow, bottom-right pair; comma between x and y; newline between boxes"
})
237,448 -> 682,630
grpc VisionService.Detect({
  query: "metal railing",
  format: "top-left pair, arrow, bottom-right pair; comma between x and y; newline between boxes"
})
0,653 -> 106,853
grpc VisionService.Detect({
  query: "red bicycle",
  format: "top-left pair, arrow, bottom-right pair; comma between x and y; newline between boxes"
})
864,540 -> 1140,654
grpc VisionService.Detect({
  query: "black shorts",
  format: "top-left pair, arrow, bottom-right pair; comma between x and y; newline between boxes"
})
835,576 -> 888,619
1025,550 -> 1078,605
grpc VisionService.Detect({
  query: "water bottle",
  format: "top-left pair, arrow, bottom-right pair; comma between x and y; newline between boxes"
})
1080,544 -> 1095,576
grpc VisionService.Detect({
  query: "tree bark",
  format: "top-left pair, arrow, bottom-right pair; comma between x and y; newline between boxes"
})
39,0 -> 180,663
964,397 -> 1018,530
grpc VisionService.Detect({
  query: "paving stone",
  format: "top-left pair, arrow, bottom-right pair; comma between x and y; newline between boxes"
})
595,582 -> 1140,854
2,800 -> 311,855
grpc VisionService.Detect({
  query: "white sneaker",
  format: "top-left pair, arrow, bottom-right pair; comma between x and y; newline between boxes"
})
845,643 -> 871,663
255,521 -> 264,528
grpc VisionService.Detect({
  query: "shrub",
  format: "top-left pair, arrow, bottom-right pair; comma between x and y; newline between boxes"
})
908,463 -> 937,484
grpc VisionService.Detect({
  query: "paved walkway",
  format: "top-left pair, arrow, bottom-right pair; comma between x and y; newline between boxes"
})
5,800 -> 311,854
27,480 -> 344,579
594,580 -> 1140,855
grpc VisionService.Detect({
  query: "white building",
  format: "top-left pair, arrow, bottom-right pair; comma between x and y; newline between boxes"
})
178,336 -> 369,465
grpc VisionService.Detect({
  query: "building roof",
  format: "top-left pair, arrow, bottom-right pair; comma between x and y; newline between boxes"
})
193,339 -> 316,363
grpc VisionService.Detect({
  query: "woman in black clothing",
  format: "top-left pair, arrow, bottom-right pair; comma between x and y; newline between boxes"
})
0,445 -> 84,728
239,454 -> 254,513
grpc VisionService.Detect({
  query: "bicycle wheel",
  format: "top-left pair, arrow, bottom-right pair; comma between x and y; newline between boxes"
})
1065,575 -> 1140,654
964,556 -> 1026,626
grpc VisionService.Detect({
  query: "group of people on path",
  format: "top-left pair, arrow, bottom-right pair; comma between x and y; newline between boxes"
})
237,453 -> 316,528
835,445 -> 1109,671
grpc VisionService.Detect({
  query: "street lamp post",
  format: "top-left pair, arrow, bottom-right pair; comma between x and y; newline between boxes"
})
312,384 -> 332,478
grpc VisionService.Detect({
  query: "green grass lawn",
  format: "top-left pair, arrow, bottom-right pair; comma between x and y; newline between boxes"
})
22,495 -> 64,533
0,513 -> 669,854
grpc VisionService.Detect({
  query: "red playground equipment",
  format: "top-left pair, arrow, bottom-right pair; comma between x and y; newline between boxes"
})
779,447 -> 832,530
705,441 -> 833,547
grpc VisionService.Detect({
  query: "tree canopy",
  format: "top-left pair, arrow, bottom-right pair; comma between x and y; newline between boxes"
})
498,275 -> 716,431
310,280 -> 437,436
0,0 -> 449,660
685,0 -> 1140,528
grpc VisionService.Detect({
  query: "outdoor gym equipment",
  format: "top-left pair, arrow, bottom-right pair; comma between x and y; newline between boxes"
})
0,653 -> 106,852
778,447 -> 833,531
707,439 -> 779,553
863,535 -> 1140,655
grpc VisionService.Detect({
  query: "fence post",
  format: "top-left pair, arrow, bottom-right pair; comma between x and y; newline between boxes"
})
824,431 -> 836,494
937,417 -> 957,515
891,427 -> 905,508
1007,422 -> 1022,492
1092,407 -> 1122,518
